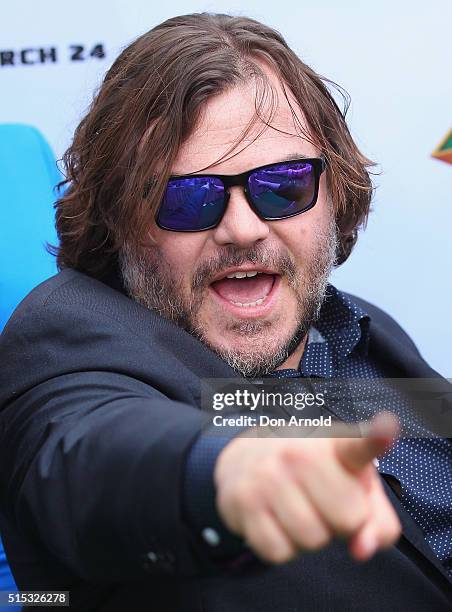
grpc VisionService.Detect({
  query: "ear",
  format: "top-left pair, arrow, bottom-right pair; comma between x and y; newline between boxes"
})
335,229 -> 358,266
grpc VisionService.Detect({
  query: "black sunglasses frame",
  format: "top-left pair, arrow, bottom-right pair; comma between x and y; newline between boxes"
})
156,156 -> 327,232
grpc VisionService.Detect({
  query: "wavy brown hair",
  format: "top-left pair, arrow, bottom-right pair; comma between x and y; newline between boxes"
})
51,12 -> 375,280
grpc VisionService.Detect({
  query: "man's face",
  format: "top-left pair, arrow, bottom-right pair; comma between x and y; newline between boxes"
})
121,67 -> 337,376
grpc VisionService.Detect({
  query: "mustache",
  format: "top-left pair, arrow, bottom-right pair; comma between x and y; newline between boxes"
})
191,244 -> 297,290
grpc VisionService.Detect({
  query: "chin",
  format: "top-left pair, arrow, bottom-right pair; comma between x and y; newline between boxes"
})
198,323 -> 301,377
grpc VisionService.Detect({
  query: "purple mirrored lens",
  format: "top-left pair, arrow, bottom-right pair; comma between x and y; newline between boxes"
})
248,161 -> 315,219
157,176 -> 225,230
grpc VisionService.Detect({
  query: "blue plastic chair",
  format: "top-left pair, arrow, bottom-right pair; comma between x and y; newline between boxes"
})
0,123 -> 60,328
0,535 -> 17,590
0,123 -> 60,604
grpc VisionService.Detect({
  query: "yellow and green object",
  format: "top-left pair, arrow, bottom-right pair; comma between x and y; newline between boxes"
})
432,128 -> 452,165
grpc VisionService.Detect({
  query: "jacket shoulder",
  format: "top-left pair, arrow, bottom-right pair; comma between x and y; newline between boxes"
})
2,268 -> 128,326
0,269 -> 184,405
0,268 -> 233,409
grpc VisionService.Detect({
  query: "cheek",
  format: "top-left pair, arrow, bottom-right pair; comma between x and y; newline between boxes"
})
156,233 -> 208,279
273,213 -> 328,260
284,191 -> 332,254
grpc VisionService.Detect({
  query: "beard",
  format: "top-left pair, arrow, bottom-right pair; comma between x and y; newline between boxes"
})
119,218 -> 338,377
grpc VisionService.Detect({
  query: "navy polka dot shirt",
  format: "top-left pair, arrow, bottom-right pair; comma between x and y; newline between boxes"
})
184,285 -> 452,578
269,285 -> 452,578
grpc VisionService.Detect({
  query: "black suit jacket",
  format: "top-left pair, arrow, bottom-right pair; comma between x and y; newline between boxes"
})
0,269 -> 451,611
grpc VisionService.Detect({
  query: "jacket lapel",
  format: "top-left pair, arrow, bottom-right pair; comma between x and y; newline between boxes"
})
382,477 -> 452,586
368,321 -> 452,441
368,320 -> 452,583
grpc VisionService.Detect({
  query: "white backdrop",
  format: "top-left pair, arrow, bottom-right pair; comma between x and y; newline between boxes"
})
1,0 -> 451,376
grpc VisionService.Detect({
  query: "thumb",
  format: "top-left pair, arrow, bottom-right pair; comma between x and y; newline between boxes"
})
335,412 -> 399,474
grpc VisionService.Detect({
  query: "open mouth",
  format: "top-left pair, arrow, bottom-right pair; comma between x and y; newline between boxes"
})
209,269 -> 280,310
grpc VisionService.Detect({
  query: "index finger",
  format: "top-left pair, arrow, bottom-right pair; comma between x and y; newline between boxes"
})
335,412 -> 399,473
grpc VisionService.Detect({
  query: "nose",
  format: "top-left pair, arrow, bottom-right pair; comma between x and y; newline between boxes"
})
212,186 -> 270,247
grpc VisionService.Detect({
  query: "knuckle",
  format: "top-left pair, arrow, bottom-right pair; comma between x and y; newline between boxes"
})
382,515 -> 402,545
281,441 -> 318,471
266,544 -> 295,564
336,504 -> 367,535
243,522 -> 295,565
238,486 -> 259,512
393,517 -> 402,539
225,480 -> 258,514
256,458 -> 282,486
286,507 -> 332,551
300,527 -> 331,551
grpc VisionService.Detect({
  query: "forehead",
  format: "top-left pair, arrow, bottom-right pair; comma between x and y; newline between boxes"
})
171,63 -> 320,175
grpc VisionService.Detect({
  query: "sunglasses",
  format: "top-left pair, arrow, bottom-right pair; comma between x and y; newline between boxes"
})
156,156 -> 326,232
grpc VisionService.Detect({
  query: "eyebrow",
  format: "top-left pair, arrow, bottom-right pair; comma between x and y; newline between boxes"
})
278,153 -> 311,161
172,153 -> 314,178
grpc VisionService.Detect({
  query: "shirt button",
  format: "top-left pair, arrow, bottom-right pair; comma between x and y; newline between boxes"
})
202,527 -> 221,547
142,550 -> 176,573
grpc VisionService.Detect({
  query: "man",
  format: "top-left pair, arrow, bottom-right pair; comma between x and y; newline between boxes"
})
0,12 -> 451,611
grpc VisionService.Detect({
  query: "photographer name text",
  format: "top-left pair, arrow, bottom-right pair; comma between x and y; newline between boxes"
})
213,414 -> 332,427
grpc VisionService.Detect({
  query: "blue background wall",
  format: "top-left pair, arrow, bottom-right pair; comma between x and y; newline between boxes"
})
1,0 -> 451,376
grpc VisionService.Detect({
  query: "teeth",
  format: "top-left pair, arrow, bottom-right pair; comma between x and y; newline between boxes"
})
221,270 -> 272,307
226,270 -> 259,279
230,297 -> 265,307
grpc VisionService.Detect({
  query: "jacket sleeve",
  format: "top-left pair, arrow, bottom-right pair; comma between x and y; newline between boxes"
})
0,369 -> 214,582
0,288 -> 227,582
182,432 -> 248,560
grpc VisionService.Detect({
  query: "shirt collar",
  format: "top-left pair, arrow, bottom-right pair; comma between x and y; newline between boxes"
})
267,284 -> 370,379
301,284 -> 370,377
